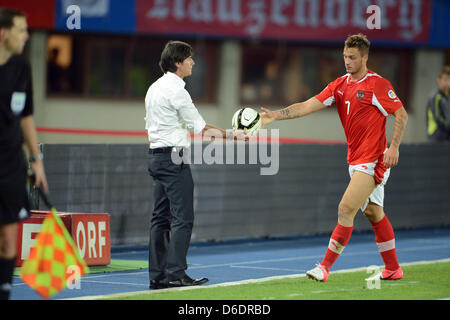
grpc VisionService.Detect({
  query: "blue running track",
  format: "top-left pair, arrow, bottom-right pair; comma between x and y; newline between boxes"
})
10,227 -> 450,300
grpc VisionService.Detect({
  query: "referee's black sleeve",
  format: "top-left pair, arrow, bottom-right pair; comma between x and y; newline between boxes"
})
15,57 -> 34,118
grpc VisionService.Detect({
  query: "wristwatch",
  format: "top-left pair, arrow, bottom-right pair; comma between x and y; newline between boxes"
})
29,152 -> 44,162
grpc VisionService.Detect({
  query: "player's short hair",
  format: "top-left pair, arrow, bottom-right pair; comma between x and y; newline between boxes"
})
438,65 -> 450,78
0,7 -> 26,30
344,33 -> 371,57
159,40 -> 193,73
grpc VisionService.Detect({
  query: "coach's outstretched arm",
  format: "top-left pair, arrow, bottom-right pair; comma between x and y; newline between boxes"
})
259,97 -> 327,127
201,124 -> 248,141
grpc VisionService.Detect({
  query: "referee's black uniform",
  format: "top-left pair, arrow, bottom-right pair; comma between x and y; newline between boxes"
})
0,54 -> 33,300
0,54 -> 32,226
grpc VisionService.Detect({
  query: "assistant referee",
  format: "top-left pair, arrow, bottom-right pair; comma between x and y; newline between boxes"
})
0,8 -> 48,300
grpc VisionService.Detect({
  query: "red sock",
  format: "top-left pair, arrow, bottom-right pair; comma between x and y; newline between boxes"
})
321,223 -> 353,271
371,215 -> 400,271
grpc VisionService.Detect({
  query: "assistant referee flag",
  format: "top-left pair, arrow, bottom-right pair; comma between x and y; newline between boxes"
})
20,207 -> 89,299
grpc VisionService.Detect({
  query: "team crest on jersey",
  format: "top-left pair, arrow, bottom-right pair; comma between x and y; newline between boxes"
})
356,91 -> 364,100
388,90 -> 397,99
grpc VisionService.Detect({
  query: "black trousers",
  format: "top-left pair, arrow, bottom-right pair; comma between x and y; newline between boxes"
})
147,149 -> 194,282
0,159 -> 30,225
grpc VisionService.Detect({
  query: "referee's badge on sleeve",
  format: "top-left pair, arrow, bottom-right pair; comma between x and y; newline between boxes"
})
11,92 -> 27,115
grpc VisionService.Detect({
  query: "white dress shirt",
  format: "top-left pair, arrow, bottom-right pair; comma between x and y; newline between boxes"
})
145,72 -> 206,148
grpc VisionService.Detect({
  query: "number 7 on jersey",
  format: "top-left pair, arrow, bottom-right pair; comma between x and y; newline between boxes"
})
345,101 -> 351,115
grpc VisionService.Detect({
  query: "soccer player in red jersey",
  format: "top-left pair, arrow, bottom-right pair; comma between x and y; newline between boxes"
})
260,34 -> 408,282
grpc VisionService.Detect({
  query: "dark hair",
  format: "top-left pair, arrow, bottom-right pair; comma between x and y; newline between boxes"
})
159,40 -> 193,73
344,33 -> 370,56
0,7 -> 26,29
439,65 -> 450,78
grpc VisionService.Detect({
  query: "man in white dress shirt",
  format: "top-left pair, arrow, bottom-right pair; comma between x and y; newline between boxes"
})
145,40 -> 232,289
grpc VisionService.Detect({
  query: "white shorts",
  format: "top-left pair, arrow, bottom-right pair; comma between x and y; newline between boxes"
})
348,160 -> 391,212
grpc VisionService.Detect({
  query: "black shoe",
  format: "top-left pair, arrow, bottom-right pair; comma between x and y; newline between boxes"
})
168,275 -> 209,288
150,277 -> 168,290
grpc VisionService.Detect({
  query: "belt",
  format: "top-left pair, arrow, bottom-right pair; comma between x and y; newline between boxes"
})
148,147 -> 174,154
149,147 -> 184,155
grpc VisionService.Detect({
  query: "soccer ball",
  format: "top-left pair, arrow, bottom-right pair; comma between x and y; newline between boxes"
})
231,107 -> 262,136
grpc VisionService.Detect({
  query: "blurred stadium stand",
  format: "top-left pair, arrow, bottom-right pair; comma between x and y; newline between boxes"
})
0,0 -> 448,144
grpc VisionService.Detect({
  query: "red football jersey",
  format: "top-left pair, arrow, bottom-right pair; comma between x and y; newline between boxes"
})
315,71 -> 403,165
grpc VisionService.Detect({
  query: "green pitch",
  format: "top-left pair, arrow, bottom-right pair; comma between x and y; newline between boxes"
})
103,261 -> 450,300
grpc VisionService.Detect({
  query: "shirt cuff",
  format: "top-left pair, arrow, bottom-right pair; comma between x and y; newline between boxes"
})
193,118 -> 206,134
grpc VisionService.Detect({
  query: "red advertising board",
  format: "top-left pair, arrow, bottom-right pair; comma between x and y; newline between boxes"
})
0,0 -> 55,29
136,0 -> 432,43
16,211 -> 111,267
16,212 -> 71,267
71,213 -> 111,266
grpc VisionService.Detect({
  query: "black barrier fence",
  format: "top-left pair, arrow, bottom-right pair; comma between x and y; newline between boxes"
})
32,143 -> 450,245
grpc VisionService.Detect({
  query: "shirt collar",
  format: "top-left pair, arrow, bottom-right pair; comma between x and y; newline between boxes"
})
346,70 -> 378,84
165,72 -> 186,88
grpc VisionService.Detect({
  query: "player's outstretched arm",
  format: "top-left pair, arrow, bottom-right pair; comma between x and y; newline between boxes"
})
383,106 -> 408,168
260,97 -> 326,127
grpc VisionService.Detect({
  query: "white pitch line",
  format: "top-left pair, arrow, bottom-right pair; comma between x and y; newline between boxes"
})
63,273 -> 307,300
81,271 -> 148,279
81,280 -> 148,287
230,265 -> 306,272
63,258 -> 450,300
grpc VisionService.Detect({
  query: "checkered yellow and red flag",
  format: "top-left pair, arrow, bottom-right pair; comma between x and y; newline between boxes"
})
20,208 -> 89,299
